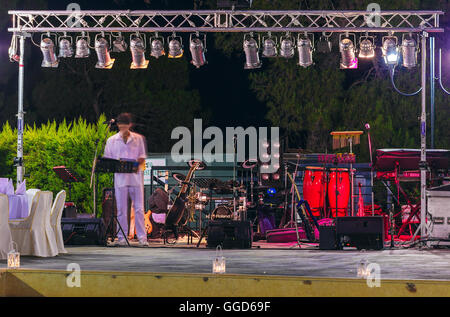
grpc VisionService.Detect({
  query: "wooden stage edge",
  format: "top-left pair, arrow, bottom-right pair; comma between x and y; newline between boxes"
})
1,268 -> 450,297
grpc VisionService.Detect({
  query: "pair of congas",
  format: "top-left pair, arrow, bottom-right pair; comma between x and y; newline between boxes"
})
302,166 -> 350,218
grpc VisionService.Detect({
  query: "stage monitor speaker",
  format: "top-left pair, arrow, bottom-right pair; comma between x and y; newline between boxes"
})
319,226 -> 337,250
207,220 -> 253,249
61,218 -> 106,245
336,216 -> 385,250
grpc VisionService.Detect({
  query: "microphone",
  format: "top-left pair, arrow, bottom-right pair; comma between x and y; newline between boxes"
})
103,119 -> 115,125
365,123 -> 371,130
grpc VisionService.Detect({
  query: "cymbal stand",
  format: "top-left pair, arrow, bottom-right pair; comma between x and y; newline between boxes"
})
285,154 -> 301,228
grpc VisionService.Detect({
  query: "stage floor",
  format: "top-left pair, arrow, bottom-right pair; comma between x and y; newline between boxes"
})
4,239 -> 450,281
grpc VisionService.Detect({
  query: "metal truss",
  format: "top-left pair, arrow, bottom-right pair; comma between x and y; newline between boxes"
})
8,10 -> 444,34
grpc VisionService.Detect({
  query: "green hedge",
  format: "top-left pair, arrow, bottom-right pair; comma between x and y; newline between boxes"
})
0,115 -> 114,215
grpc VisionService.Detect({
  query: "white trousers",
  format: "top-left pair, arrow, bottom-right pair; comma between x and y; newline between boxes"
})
115,185 -> 146,241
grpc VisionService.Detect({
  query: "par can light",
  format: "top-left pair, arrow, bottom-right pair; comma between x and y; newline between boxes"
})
40,35 -> 59,68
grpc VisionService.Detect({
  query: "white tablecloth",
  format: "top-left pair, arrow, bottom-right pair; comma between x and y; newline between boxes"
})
8,194 -> 29,219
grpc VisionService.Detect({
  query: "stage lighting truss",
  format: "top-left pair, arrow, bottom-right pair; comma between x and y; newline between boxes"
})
339,33 -> 358,69
189,32 -> 207,68
130,32 -> 149,69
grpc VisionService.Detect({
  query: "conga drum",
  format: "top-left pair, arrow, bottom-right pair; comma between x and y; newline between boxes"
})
303,166 -> 326,217
327,168 -> 350,217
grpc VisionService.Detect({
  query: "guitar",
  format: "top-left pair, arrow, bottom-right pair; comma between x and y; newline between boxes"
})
165,161 -> 202,227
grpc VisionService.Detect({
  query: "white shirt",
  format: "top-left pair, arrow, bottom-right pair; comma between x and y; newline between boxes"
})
103,131 -> 147,188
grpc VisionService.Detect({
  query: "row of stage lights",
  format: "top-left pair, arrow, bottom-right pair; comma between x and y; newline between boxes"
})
39,31 -> 419,70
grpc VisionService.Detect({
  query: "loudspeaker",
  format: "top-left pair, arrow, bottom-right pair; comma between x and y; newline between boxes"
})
207,220 -> 253,249
61,218 -> 106,245
62,202 -> 77,218
336,216 -> 385,250
319,226 -> 337,250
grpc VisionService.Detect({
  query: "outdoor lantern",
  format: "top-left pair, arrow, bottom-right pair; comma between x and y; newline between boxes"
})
339,34 -> 358,69
212,245 -> 226,274
189,33 -> 207,68
243,33 -> 262,69
279,33 -> 295,58
359,36 -> 375,58
95,35 -> 115,69
150,33 -> 165,58
58,35 -> 73,58
7,242 -> 20,269
357,259 -> 369,278
40,36 -> 59,68
401,34 -> 418,68
112,33 -> 128,52
130,34 -> 149,69
262,33 -> 277,57
75,36 -> 90,58
168,33 -> 183,58
297,33 -> 314,67
382,35 -> 399,66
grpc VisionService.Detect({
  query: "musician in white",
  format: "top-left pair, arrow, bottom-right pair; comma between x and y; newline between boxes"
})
103,113 -> 148,246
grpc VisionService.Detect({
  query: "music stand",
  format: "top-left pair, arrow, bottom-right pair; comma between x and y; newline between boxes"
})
53,166 -> 81,202
95,156 -> 139,247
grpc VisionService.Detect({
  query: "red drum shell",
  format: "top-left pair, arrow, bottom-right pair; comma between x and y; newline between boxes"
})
327,168 -> 350,217
303,166 -> 325,217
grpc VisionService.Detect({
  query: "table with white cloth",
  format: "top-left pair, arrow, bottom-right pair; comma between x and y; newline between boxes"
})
8,194 -> 29,219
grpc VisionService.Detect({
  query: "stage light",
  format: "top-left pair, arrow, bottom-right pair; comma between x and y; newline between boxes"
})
75,35 -> 90,58
339,34 -> 358,69
243,33 -> 261,69
130,34 -> 149,69
168,33 -> 183,58
297,33 -> 314,67
382,35 -> 399,66
58,35 -> 73,58
267,188 -> 276,195
150,33 -> 165,58
401,34 -> 418,68
279,33 -> 295,59
112,33 -> 128,53
94,35 -> 115,69
189,33 -> 207,68
262,33 -> 277,58
317,34 -> 332,53
359,36 -> 375,58
40,35 -> 59,68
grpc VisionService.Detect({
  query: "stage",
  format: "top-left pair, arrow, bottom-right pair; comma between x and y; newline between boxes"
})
1,239 -> 450,297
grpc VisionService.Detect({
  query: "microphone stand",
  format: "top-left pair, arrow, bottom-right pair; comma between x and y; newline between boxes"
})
90,120 -> 114,218
366,125 -> 375,216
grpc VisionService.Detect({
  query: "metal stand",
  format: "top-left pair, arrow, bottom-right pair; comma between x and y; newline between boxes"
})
15,34 -> 26,186
104,187 -> 131,247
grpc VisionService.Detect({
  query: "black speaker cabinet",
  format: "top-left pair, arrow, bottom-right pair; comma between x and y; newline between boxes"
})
207,220 -> 253,249
61,218 -> 106,245
319,226 -> 337,250
336,216 -> 385,250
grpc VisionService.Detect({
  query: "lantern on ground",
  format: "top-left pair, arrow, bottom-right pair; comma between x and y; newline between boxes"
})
7,242 -> 20,269
212,245 -> 226,274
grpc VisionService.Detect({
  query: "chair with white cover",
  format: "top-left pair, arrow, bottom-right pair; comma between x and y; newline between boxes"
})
50,190 -> 67,254
0,194 -> 13,260
9,191 -> 58,257
26,189 -> 41,214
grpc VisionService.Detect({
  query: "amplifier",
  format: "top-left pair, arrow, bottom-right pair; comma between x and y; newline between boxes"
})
319,226 -> 337,250
336,216 -> 384,250
61,218 -> 106,245
207,220 -> 252,249
427,185 -> 450,246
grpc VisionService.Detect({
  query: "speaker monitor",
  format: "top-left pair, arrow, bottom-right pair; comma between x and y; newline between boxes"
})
319,225 -> 337,250
207,220 -> 253,249
336,216 -> 385,250
61,218 -> 106,245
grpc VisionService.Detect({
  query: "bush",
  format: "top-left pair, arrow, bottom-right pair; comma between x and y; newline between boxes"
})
0,115 -> 114,215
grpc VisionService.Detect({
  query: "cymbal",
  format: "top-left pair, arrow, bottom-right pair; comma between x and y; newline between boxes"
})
188,159 -> 207,170
241,159 -> 258,169
172,173 -> 186,183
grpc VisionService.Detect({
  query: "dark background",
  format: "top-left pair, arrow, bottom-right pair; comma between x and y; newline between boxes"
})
0,0 -> 449,159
